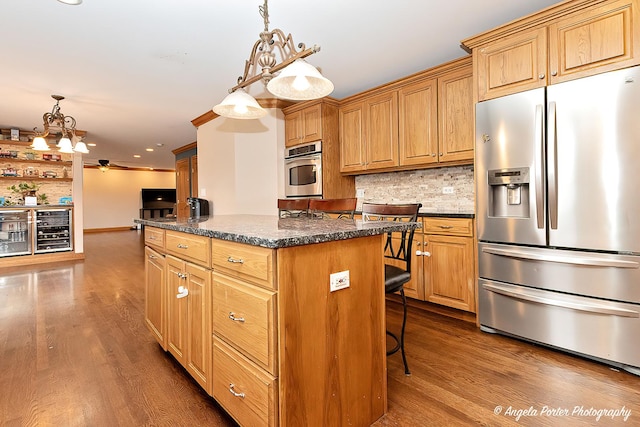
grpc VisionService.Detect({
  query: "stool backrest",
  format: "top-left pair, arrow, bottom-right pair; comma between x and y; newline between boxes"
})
278,198 -> 310,218
309,198 -> 357,219
362,203 -> 422,272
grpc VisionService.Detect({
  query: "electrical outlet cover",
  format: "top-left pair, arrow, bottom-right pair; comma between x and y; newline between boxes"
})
330,270 -> 350,292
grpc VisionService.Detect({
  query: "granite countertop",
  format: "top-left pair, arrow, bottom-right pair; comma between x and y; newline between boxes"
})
135,214 -> 421,249
418,211 -> 475,218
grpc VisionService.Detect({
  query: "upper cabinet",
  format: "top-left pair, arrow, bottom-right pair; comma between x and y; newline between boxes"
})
465,0 -> 640,101
284,99 -> 355,198
339,56 -> 473,175
284,103 -> 322,147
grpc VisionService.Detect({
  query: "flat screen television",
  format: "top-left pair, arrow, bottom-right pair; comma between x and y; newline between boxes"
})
141,188 -> 176,209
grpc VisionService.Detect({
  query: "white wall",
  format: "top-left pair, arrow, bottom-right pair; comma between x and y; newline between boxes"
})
196,108 -> 285,215
82,168 -> 175,229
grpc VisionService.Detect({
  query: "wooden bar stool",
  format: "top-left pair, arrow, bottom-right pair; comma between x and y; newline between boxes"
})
278,198 -> 310,218
362,202 -> 422,375
309,198 -> 357,219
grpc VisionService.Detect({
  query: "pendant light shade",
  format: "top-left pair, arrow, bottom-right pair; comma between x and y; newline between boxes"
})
267,59 -> 334,100
212,88 -> 267,119
31,136 -> 50,151
73,140 -> 89,154
58,137 -> 74,154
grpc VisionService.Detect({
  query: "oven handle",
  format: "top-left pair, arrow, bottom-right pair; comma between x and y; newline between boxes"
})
285,153 -> 322,164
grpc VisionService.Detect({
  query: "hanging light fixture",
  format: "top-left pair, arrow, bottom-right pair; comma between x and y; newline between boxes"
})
32,94 -> 89,153
98,159 -> 110,172
213,0 -> 334,119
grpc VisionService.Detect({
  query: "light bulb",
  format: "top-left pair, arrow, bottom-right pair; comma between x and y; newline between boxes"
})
292,75 -> 310,92
234,103 -> 248,114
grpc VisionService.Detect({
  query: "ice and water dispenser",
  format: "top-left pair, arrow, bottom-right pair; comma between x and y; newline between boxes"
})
487,167 -> 530,218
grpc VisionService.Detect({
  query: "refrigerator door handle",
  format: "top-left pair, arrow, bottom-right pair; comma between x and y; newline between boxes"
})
547,101 -> 558,230
483,283 -> 640,318
535,104 -> 545,229
482,246 -> 639,269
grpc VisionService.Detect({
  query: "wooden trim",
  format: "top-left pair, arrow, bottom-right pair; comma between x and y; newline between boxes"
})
84,226 -> 135,233
281,97 -> 340,114
0,251 -> 84,268
461,0 -> 608,50
83,165 -> 174,172
191,98 -> 296,127
172,142 -> 198,156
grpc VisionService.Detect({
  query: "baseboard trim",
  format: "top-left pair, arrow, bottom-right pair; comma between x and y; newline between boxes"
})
84,226 -> 136,233
0,251 -> 85,268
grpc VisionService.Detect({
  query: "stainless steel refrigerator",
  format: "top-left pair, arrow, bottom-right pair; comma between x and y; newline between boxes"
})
476,65 -> 640,375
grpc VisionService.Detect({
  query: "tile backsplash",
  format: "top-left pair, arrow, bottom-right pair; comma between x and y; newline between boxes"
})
355,165 -> 475,213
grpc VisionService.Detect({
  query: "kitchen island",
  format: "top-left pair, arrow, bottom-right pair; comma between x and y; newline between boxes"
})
135,215 -> 419,427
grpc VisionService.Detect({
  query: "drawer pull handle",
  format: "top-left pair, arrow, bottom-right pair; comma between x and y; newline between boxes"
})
176,243 -> 189,249
148,254 -> 156,259
438,225 -> 454,229
148,236 -> 156,240
228,312 -> 245,322
176,285 -> 189,298
227,256 -> 244,264
229,383 -> 245,398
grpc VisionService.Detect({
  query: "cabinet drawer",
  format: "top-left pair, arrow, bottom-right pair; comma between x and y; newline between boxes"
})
144,227 -> 165,251
423,217 -> 473,236
211,239 -> 275,289
165,230 -> 211,267
212,272 -> 277,374
213,337 -> 278,427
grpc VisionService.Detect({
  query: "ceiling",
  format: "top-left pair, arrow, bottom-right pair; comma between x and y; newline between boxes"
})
0,0 -> 560,170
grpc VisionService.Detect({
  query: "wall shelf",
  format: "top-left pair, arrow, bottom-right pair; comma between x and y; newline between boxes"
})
0,177 -> 73,182
0,158 -> 73,166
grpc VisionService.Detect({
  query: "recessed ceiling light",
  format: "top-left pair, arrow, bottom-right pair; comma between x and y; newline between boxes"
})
133,154 -> 141,158
57,0 -> 82,5
145,148 -> 154,152
156,143 -> 164,147
87,142 -> 97,147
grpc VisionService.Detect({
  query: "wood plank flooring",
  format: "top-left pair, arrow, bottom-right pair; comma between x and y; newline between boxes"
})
1,230 -> 639,426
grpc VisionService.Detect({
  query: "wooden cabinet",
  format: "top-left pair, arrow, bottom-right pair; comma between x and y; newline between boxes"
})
284,99 -> 355,199
340,57 -> 474,174
410,217 -> 476,313
467,0 -> 640,101
173,142 -> 198,219
166,254 -> 212,393
145,246 -> 166,349
284,103 -> 322,147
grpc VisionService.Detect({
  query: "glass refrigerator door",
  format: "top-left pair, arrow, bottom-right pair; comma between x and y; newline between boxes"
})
35,209 -> 73,253
0,210 -> 31,257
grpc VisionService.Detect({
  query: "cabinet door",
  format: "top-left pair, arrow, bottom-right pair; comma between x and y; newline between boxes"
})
549,0 -> 640,84
301,104 -> 322,143
404,233 -> 425,300
185,262 -> 211,393
145,246 -> 166,350
438,67 -> 474,163
166,255 -> 188,364
424,234 -> 475,313
398,79 -> 438,166
339,101 -> 366,173
364,91 -> 399,170
175,157 -> 190,218
475,26 -> 548,101
285,110 -> 302,147
190,154 -> 198,198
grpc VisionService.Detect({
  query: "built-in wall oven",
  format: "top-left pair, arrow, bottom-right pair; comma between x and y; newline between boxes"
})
284,141 -> 322,198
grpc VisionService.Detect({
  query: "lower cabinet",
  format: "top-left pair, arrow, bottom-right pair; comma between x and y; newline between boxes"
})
409,217 -> 476,313
166,254 -> 212,393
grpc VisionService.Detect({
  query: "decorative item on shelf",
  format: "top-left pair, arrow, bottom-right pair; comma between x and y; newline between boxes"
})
59,196 -> 72,205
23,167 -> 39,177
42,153 -> 62,161
42,171 -> 57,178
23,151 -> 36,160
0,149 -> 17,158
212,0 -> 333,120
31,95 -> 89,154
2,168 -> 18,177
7,182 -> 41,205
10,129 -> 19,142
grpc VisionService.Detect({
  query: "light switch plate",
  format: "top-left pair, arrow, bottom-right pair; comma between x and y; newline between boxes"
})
356,189 -> 365,198
330,270 -> 350,292
442,186 -> 454,194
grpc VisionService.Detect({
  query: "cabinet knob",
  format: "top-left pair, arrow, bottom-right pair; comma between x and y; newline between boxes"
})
229,384 -> 245,399
439,153 -> 443,156
538,73 -> 545,79
416,250 -> 431,257
551,71 -> 558,76
431,153 -> 436,157
228,312 -> 246,323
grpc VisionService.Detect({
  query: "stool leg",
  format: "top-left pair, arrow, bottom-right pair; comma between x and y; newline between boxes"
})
399,288 -> 410,376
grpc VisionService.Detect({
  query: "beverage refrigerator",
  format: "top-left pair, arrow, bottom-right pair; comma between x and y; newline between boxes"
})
475,65 -> 640,375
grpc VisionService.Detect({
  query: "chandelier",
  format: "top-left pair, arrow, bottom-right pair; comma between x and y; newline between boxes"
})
212,0 -> 334,119
31,95 -> 89,154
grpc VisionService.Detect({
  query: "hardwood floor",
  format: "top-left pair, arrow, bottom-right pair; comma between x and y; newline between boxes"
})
1,230 -> 639,426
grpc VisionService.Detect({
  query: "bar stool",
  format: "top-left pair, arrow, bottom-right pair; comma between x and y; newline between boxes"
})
362,202 -> 421,375
278,198 -> 310,218
308,198 -> 357,219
